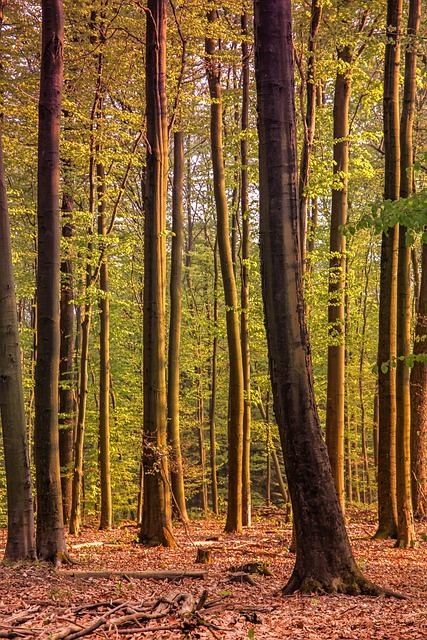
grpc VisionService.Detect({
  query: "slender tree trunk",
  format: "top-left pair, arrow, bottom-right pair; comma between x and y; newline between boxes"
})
411,243 -> 427,517
197,375 -> 208,515
208,237 -> 219,515
59,194 -> 75,526
205,10 -> 244,534
325,44 -> 352,513
97,156 -> 112,530
395,0 -> 419,547
240,12 -> 251,527
0,115 -> 36,561
255,0 -> 381,595
299,0 -> 322,265
374,0 -> 403,540
359,245 -> 374,504
139,0 -> 175,548
167,130 -> 188,522
34,0 -> 68,564
69,102 -> 97,536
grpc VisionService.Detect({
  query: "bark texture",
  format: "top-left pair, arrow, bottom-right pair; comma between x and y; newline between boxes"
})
167,130 -> 188,522
326,44 -> 352,513
396,0 -> 420,545
0,120 -> 35,561
254,0 -> 380,595
374,0 -> 403,540
59,194 -> 74,526
139,0 -> 175,548
205,10 -> 244,534
34,0 -> 68,563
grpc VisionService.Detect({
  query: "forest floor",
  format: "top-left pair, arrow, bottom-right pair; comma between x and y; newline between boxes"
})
0,507 -> 426,639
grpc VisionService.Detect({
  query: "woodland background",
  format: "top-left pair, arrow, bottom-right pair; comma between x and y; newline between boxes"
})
0,0 -> 426,546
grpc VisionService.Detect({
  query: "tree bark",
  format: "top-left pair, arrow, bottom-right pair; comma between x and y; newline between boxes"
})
299,0 -> 322,265
205,10 -> 244,534
208,237 -> 219,515
0,115 -> 36,561
254,0 -> 380,595
34,0 -> 68,564
325,43 -> 352,514
240,12 -> 252,527
97,156 -> 112,530
395,0 -> 420,546
374,0 -> 402,540
59,193 -> 75,526
138,0 -> 175,548
167,130 -> 188,522
411,243 -> 427,517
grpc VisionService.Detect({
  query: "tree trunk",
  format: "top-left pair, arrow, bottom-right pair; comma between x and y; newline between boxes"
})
208,237 -> 219,515
298,0 -> 322,265
167,130 -> 188,522
254,0 -> 380,595
139,0 -> 175,548
34,0 -> 68,563
59,194 -> 75,526
0,114 -> 36,561
326,43 -> 352,514
240,12 -> 251,527
374,0 -> 403,540
395,0 -> 419,546
97,157 -> 112,530
196,369 -> 208,515
205,10 -> 244,534
411,243 -> 427,517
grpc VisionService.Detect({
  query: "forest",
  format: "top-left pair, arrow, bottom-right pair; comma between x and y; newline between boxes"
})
0,0 -> 427,636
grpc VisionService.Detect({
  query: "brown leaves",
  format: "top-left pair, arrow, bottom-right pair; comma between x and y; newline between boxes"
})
0,511 -> 426,638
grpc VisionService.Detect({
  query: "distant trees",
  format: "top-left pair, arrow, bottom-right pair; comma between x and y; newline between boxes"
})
1,0 -> 427,571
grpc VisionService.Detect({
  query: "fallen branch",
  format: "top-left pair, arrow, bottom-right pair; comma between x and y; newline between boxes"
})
60,570 -> 206,581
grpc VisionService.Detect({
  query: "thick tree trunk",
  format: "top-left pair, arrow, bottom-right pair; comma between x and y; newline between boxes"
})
0,118 -> 36,561
325,44 -> 352,513
374,0 -> 403,540
205,10 -> 244,534
240,12 -> 251,527
395,0 -> 420,546
139,0 -> 175,548
167,130 -> 188,522
34,0 -> 68,564
59,194 -> 75,526
254,0 -> 381,595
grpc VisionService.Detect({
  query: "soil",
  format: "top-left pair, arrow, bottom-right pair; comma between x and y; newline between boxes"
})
0,507 -> 426,639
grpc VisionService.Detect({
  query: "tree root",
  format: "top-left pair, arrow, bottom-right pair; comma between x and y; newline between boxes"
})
282,569 -> 407,599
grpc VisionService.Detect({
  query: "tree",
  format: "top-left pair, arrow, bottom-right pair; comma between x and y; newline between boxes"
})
205,8 -> 244,534
138,0 -> 175,548
395,0 -> 419,547
325,32 -> 352,514
167,130 -> 188,522
254,0 -> 382,595
374,0 -> 402,540
59,193 -> 75,526
0,88 -> 35,560
240,11 -> 252,527
34,0 -> 68,563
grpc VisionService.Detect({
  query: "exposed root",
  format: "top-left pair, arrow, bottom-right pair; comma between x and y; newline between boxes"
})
282,569 -> 407,599
53,551 -> 76,569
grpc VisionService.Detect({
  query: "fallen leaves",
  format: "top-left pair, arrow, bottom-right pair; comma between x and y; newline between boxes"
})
0,509 -> 426,638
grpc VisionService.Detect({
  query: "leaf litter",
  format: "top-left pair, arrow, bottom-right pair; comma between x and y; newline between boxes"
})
0,508 -> 426,639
